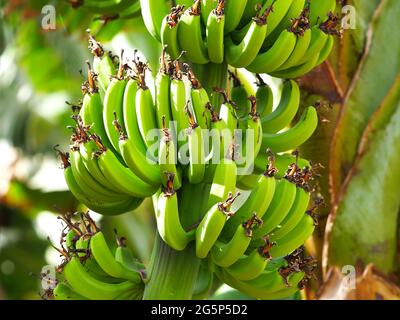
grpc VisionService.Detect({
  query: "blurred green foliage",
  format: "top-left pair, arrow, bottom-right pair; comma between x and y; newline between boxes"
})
0,0 -> 158,299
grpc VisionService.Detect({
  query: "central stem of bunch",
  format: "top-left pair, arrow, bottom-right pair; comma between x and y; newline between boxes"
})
143,62 -> 228,300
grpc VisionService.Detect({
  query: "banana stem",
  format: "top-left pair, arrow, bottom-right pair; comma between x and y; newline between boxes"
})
144,62 -> 228,299
144,182 -> 210,299
143,234 -> 200,299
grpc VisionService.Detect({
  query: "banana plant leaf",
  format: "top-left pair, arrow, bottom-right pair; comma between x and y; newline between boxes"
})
330,0 -> 400,199
326,77 -> 400,273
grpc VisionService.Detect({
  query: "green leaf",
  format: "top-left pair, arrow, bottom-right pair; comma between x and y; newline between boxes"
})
330,0 -> 400,196
328,97 -> 400,273
350,0 -> 382,52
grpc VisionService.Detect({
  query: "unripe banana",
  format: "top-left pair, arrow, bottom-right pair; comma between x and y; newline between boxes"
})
261,79 -> 300,134
103,52 -> 127,154
309,0 -> 336,26
247,30 -> 297,74
207,159 -> 237,208
186,110 -> 206,184
96,147 -> 158,198
206,0 -> 225,64
159,124 -> 182,190
271,187 -> 310,240
253,178 -> 297,238
255,75 -> 274,118
223,163 -> 276,239
89,37 -> 115,93
156,51 -> 174,129
53,283 -> 87,300
156,178 -> 194,251
269,214 -> 315,258
224,0 -> 247,34
225,7 -> 269,68
139,0 -> 170,41
211,213 -> 263,268
261,106 -> 318,153
63,257 -> 137,300
178,1 -> 209,64
229,71 -> 251,120
196,192 -> 240,258
161,6 -> 185,59
90,231 -> 142,283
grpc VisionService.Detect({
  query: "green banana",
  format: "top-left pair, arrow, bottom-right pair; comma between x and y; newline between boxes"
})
115,244 -> 146,275
253,178 -> 297,238
270,51 -> 320,79
79,63 -> 114,152
224,0 -> 247,34
225,246 -> 270,281
103,53 -> 127,153
53,283 -> 87,300
119,136 -> 161,186
229,71 -> 251,120
211,213 -> 263,268
208,159 -> 237,208
79,139 -> 112,189
255,75 -> 274,118
269,214 -> 315,257
247,30 -> 297,74
295,25 -> 328,65
261,106 -> 318,153
186,110 -> 206,184
136,81 -> 158,149
263,0 -> 294,38
90,231 -> 142,282
156,179 -> 193,251
201,0 -> 217,24
315,34 -> 334,66
236,173 -> 259,190
261,79 -> 300,134
263,0 -> 305,47
63,257 -> 136,300
89,34 -> 116,93
122,79 -> 141,149
225,7 -> 269,68
69,149 -> 127,202
236,96 -> 262,176
156,51 -> 174,129
170,70 -> 189,142
139,0 -> 170,41
216,264 -> 304,299
190,80 -> 212,130
206,0 -> 225,64
309,0 -> 336,26
64,163 -> 142,215
223,165 -> 276,239
159,124 -> 182,190
255,152 -> 311,178
160,6 -> 184,59
277,28 -> 312,71
178,1 -> 209,64
97,148 -> 158,197
196,192 -> 240,258
216,88 -> 238,137
271,187 -> 310,240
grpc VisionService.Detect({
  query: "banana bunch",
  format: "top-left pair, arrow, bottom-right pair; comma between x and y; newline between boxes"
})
49,212 -> 145,300
140,0 -> 339,78
56,31 -> 324,299
68,0 -> 141,19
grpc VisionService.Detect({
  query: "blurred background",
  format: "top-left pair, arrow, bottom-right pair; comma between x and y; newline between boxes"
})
0,0 -> 399,300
